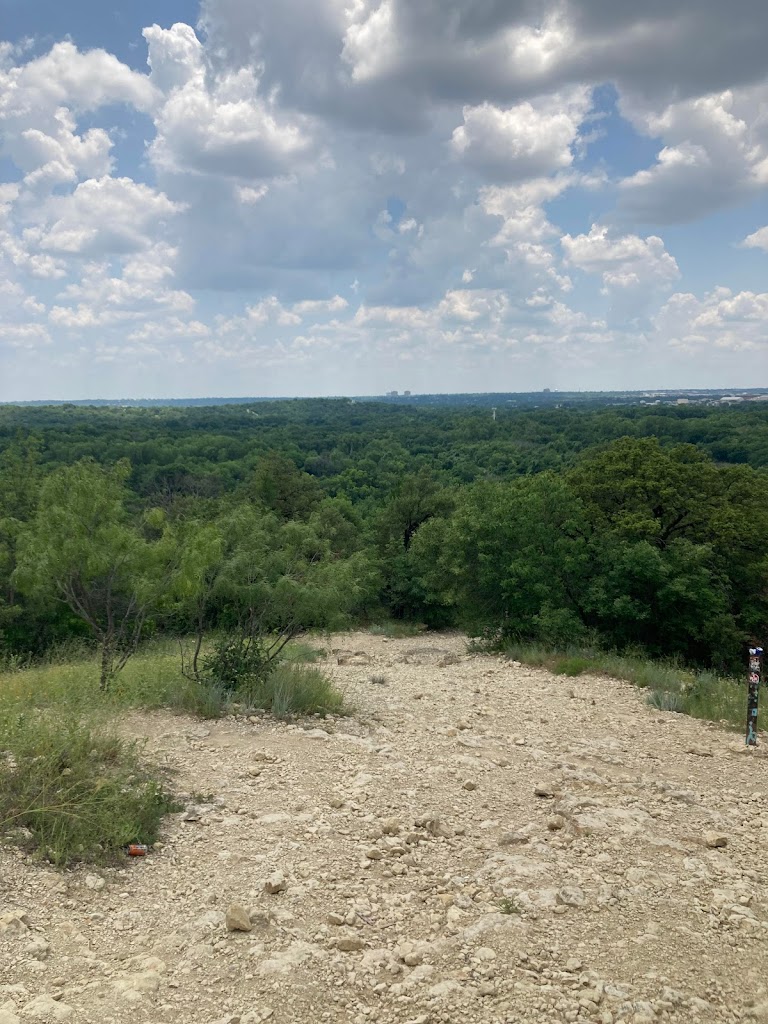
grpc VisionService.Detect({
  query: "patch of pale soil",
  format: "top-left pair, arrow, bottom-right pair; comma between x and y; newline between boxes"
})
3,632 -> 768,1024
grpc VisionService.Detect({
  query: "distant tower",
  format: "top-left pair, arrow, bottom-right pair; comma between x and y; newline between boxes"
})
492,407 -> 497,422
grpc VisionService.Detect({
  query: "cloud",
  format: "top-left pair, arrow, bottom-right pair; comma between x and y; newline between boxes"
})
561,224 -> 680,323
617,84 -> 768,222
0,41 -> 156,199
562,225 -> 680,291
451,88 -> 591,181
197,0 -> 768,133
655,286 -> 768,352
742,226 -> 768,252
35,177 -> 184,256
49,244 -> 196,331
144,23 -> 315,182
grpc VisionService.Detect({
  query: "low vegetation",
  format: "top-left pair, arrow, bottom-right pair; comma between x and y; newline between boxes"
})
0,638 -> 345,865
0,706 -> 177,867
502,641 -> 744,728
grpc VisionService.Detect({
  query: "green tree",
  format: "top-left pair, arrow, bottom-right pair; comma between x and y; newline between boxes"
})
14,460 -> 167,689
171,503 -> 374,686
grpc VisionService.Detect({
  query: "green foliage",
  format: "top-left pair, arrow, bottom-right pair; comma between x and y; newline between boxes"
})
647,689 -> 685,713
281,640 -> 326,663
551,655 -> 593,677
13,459 -> 171,688
238,663 -> 346,720
0,710 -> 176,866
504,640 -> 745,728
201,634 -> 274,693
368,621 -> 425,637
0,402 -> 766,678
499,896 -> 521,915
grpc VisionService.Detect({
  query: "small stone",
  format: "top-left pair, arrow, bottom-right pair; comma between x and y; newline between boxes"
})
412,693 -> 424,700
335,934 -> 366,952
704,832 -> 728,849
264,871 -> 287,894
0,911 -> 29,936
84,874 -> 105,891
462,780 -> 478,791
365,847 -> 384,860
534,784 -> 557,798
23,996 -> 73,1021
225,904 -> 253,932
556,886 -> 586,908
327,913 -> 345,926
547,815 -> 566,831
565,957 -> 583,972
499,831 -> 529,846
381,818 -> 401,835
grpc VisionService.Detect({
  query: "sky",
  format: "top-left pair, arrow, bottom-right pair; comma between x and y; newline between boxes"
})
1,0 -> 768,400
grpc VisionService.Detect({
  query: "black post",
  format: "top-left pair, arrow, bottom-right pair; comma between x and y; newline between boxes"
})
746,646 -> 764,746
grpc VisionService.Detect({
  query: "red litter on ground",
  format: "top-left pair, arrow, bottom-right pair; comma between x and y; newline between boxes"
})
127,844 -> 148,856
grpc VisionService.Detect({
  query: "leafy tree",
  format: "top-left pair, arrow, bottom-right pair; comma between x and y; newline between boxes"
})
14,460 -> 168,689
171,503 -> 374,687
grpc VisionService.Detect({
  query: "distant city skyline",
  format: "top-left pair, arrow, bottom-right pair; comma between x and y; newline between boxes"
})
1,0 -> 768,399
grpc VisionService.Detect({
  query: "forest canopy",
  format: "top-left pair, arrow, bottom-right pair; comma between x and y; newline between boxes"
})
1,399 -> 766,673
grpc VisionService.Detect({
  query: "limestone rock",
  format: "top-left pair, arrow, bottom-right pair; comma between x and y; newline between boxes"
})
556,886 -> 586,908
704,832 -> 728,849
225,904 -> 253,932
23,996 -> 73,1020
0,911 -> 29,936
84,873 -> 105,891
534,784 -> 558,798
264,871 -> 287,894
334,933 -> 366,952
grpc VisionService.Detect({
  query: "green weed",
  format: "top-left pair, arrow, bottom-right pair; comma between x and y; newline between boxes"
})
647,689 -> 685,713
0,710 -> 177,866
240,663 -> 347,720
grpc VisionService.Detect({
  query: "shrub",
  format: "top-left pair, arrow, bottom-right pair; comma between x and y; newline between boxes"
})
240,663 -> 346,719
201,634 -> 274,693
646,689 -> 685,713
0,711 -> 177,866
551,656 -> 593,677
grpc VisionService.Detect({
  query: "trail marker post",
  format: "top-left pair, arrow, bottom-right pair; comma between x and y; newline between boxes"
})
746,646 -> 764,746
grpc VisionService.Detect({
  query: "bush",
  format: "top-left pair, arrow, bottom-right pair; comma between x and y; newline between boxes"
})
240,663 -> 346,719
201,634 -> 274,693
0,711 -> 177,866
551,655 -> 593,677
647,689 -> 685,713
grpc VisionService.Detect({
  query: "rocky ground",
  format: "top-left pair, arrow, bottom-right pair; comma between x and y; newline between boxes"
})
2,631 -> 768,1024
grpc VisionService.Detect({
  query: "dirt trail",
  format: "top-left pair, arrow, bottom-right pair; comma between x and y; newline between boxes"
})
3,632 -> 768,1024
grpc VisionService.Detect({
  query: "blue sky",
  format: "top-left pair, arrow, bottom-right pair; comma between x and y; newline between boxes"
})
1,0 -> 767,399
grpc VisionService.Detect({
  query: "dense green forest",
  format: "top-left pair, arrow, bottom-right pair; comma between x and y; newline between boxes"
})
1,399 -> 767,677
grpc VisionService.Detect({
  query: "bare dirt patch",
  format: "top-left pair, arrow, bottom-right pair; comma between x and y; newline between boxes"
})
2,631 -> 768,1023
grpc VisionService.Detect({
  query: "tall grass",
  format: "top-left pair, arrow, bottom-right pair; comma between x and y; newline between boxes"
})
0,638 -> 343,864
0,702 -> 177,866
238,663 -> 347,720
501,640 -> 745,729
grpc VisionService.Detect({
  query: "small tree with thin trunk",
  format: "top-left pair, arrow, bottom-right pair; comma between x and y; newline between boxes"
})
14,459 -> 166,690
